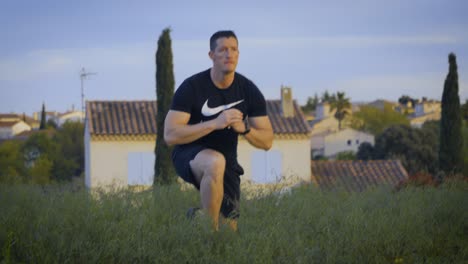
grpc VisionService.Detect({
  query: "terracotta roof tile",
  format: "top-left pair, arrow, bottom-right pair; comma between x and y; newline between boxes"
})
0,114 -> 20,119
87,100 -> 310,136
0,121 -> 21,128
266,100 -> 310,134
87,101 -> 157,135
311,160 -> 408,192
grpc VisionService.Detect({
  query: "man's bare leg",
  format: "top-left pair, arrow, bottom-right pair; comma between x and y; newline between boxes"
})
189,149 -> 225,231
221,217 -> 238,232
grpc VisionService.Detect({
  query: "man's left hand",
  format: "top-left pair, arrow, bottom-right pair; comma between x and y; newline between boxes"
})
230,120 -> 246,134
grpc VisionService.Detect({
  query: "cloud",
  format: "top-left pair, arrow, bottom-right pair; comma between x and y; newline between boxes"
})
1,32 -> 464,82
0,50 -> 73,81
0,39 -> 210,84
242,34 -> 466,48
0,43 -> 156,82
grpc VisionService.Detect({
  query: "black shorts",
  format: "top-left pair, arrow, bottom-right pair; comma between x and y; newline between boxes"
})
172,144 -> 244,219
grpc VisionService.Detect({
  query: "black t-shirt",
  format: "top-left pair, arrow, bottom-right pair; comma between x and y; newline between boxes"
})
171,69 -> 267,160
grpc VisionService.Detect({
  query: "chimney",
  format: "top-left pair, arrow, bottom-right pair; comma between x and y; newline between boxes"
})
316,102 -> 331,120
281,86 -> 294,118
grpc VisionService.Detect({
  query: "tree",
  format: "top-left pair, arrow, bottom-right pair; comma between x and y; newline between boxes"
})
374,125 -> 438,174
321,90 -> 335,103
40,103 -> 47,130
335,151 -> 356,160
463,125 -> 468,176
351,104 -> 410,136
29,156 -> 52,185
301,93 -> 319,113
356,142 -> 374,160
22,132 -> 57,182
398,95 -> 417,108
52,121 -> 84,180
329,91 -> 351,130
461,99 -> 468,122
22,133 -> 56,168
154,28 -> 176,185
0,141 -> 26,184
47,119 -> 58,129
439,53 -> 463,174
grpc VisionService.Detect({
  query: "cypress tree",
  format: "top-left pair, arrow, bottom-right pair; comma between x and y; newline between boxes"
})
39,103 -> 46,130
154,28 -> 176,185
439,53 -> 463,174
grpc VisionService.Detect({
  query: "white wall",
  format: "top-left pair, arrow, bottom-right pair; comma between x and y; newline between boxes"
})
87,139 -> 155,188
59,112 -> 84,126
310,135 -> 325,158
237,138 -> 311,184
0,127 -> 12,139
324,129 -> 374,157
310,134 -> 325,149
316,103 -> 336,120
250,150 -> 282,183
86,136 -> 310,188
410,112 -> 441,128
415,102 -> 441,116
127,152 -> 155,185
84,121 -> 91,188
12,121 -> 31,135
0,121 -> 31,139
310,117 -> 339,136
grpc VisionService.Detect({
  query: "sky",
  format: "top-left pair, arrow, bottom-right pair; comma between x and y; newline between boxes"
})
1,0 -> 468,115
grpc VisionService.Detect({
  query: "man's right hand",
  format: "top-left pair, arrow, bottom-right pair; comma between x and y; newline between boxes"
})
215,109 -> 243,130
164,109 -> 244,146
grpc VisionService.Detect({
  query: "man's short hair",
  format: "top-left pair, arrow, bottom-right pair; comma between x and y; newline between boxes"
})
210,30 -> 238,51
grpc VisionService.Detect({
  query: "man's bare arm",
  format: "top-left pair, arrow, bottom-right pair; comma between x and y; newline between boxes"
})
231,116 -> 273,150
164,109 -> 243,146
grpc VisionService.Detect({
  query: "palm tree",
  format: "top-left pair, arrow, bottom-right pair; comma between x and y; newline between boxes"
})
330,92 -> 351,130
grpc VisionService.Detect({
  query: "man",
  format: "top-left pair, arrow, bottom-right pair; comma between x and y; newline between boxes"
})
164,30 -> 273,231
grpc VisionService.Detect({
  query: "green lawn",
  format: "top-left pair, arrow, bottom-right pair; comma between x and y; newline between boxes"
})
1,181 -> 467,263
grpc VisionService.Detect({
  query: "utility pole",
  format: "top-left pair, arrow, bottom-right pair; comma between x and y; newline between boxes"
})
80,67 -> 97,119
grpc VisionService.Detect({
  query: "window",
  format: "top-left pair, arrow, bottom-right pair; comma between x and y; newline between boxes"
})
356,139 -> 360,144
251,150 -> 282,183
128,152 -> 155,185
347,140 -> 352,146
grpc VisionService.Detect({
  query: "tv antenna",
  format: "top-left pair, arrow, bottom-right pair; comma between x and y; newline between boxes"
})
80,67 -> 97,117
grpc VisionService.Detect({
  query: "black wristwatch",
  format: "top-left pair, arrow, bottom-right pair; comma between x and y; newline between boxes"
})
240,119 -> 251,135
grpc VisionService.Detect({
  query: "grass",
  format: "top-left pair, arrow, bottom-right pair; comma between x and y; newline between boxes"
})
1,181 -> 467,263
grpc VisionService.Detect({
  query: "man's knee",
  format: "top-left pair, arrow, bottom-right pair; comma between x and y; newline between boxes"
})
191,149 -> 226,183
206,150 -> 226,174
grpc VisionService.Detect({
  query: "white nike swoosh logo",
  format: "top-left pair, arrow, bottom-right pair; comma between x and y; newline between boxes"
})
201,99 -> 244,117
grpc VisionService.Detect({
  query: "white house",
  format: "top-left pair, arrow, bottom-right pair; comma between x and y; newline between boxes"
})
84,100 -> 157,188
0,113 -> 40,130
238,87 -> 311,184
58,111 -> 85,126
33,111 -> 59,125
410,100 -> 441,128
0,120 -> 31,139
84,88 -> 311,189
33,110 -> 84,127
310,128 -> 374,158
308,102 -> 339,136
